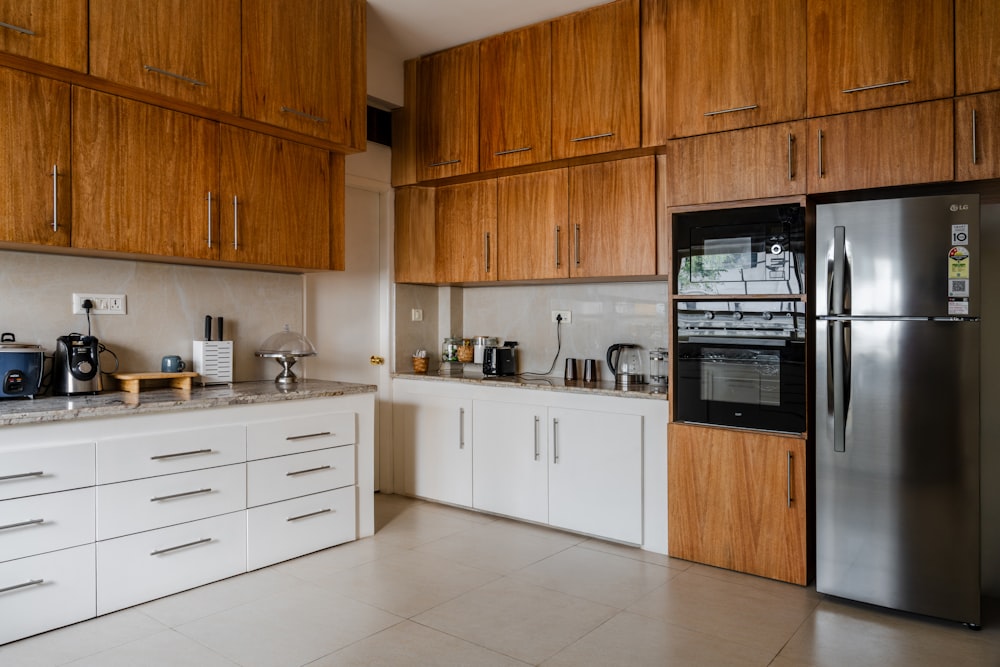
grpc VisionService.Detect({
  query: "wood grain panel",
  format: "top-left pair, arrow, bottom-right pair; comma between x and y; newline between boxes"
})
0,0 -> 87,71
956,93 -> 1000,182
391,59 -> 419,187
435,180 -> 497,284
497,169 -> 568,281
416,42 -> 479,181
957,0 -> 1000,96
394,186 -> 437,284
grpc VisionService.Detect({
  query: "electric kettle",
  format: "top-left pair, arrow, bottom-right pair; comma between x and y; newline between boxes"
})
606,343 -> 645,389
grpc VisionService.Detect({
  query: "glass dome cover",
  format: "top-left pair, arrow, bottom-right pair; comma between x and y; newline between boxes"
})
257,324 -> 316,357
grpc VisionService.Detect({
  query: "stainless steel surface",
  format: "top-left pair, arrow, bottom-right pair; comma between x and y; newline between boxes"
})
552,418 -> 560,463
972,108 -> 979,165
459,407 -> 465,448
786,451 -> 792,508
494,146 -> 532,156
206,191 -> 213,248
149,537 -> 212,556
286,465 -> 332,477
149,488 -> 213,502
150,449 -> 214,461
51,165 -> 58,232
0,21 -> 34,35
703,103 -> 758,117
554,226 -> 561,267
285,431 -> 332,441
0,579 -> 43,595
817,129 -> 824,178
143,65 -> 206,86
0,471 -> 44,481
570,132 -> 614,142
484,232 -> 491,273
428,159 -> 460,167
287,508 -> 332,522
533,416 -> 540,460
842,79 -> 910,94
0,518 -> 44,531
279,106 -> 327,123
574,224 -> 581,266
787,134 -> 795,181
232,195 -> 239,249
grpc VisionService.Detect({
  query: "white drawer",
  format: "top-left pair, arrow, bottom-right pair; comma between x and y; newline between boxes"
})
247,487 -> 355,570
247,412 -> 355,460
97,424 -> 246,484
0,487 -> 95,563
97,464 -> 246,541
246,446 -> 355,508
96,511 -> 246,615
0,544 -> 96,645
0,442 -> 95,501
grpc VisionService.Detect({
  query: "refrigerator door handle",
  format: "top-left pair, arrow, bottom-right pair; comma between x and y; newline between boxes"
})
830,320 -> 850,452
830,226 -> 847,315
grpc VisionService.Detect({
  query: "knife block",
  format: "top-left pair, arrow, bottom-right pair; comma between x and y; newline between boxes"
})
193,340 -> 233,385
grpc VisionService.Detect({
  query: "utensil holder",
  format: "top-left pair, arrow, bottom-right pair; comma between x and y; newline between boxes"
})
193,340 -> 233,385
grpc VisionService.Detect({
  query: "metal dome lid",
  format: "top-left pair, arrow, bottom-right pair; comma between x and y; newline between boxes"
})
256,324 -> 316,357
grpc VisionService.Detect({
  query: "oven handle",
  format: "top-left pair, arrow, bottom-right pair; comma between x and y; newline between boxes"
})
829,320 -> 850,453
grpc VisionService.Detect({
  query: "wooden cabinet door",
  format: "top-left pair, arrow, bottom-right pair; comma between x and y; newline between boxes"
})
568,156 -> 655,278
242,0 -> 366,151
434,180 -> 497,284
807,0 -> 953,117
497,169 -> 569,281
0,68 -> 70,246
956,93 -> 1000,182
416,42 -> 479,181
71,89 -> 220,260
89,0 -> 241,114
394,186 -> 437,283
665,122 -> 808,207
219,126 -> 332,270
643,0 -> 806,143
0,0 -> 86,71
552,0 -> 640,159
807,100 -> 954,194
480,22 -> 551,171
957,0 -> 1000,96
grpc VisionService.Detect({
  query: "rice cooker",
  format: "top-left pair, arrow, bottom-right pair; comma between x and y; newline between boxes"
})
0,333 -> 44,399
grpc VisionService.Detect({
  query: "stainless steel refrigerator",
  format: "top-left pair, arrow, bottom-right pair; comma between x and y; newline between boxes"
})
815,194 -> 981,627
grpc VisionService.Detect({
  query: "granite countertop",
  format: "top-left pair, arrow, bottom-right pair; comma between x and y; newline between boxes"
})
393,372 -> 668,400
0,380 -> 377,426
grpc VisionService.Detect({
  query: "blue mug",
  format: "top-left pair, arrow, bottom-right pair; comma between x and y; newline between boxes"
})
161,355 -> 186,373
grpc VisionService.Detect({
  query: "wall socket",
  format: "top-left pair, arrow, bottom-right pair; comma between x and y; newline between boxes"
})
72,293 -> 127,315
551,310 -> 572,323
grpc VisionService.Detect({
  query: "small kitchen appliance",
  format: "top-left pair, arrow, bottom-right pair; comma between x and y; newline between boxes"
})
53,334 -> 103,395
483,342 -> 517,377
0,333 -> 44,398
606,343 -> 644,388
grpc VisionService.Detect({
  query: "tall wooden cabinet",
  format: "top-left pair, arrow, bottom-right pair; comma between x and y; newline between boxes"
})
394,186 -> 437,284
434,180 -> 498,284
957,0 -> 1000,96
956,93 -> 1000,182
416,42 -> 479,182
0,0 -> 87,72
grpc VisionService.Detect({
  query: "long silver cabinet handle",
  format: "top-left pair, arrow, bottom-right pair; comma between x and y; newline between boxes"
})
206,192 -> 213,248
143,65 -> 206,87
0,518 -> 44,531
428,159 -> 460,167
484,232 -> 491,273
494,146 -> 532,156
150,488 -> 212,502
972,109 -> 979,166
151,448 -> 213,461
553,418 -> 560,463
573,224 -> 581,267
459,408 -> 466,449
150,537 -> 212,556
51,165 -> 58,232
554,226 -> 561,268
286,465 -> 332,477
817,129 -> 825,179
0,579 -> 44,595
0,471 -> 44,482
0,21 -> 34,35
786,451 -> 793,508
704,103 -> 758,117
570,132 -> 614,143
533,416 -> 540,461
287,508 -> 332,522
280,106 -> 327,123
842,79 -> 909,94
286,431 -> 332,441
787,134 -> 796,181
232,196 -> 239,250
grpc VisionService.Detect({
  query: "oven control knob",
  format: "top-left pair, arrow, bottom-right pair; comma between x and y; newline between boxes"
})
770,243 -> 783,255
733,311 -> 743,321
762,311 -> 773,320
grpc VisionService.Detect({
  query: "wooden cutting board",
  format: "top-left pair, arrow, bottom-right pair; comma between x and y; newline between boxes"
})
112,372 -> 199,393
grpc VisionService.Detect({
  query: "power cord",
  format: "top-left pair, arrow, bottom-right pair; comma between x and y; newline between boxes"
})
518,314 -> 563,377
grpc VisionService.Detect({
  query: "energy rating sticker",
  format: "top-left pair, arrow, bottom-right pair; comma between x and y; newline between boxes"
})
949,246 -> 970,280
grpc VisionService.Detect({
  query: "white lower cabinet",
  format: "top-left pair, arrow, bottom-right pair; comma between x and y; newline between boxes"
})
0,441 -> 95,501
247,487 -> 356,570
0,487 -> 96,563
247,446 -> 355,508
0,544 -> 96,645
394,388 -> 472,506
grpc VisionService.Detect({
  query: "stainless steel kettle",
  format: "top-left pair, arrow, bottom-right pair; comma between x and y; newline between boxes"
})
606,343 -> 645,388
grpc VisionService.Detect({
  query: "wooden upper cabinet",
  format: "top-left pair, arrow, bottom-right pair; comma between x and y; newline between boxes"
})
71,88 -> 220,261
480,22 -> 552,171
643,0 -> 806,143
219,126 -> 332,270
394,186 -> 437,283
552,0 -> 640,159
956,93 -> 1000,182
434,180 -> 497,284
807,0 -> 953,117
0,67 -> 70,247
568,156 -> 655,278
956,0 -> 1000,96
242,0 -> 366,152
497,169 -> 569,281
416,42 -> 479,182
0,0 -> 86,71
89,0 -> 241,114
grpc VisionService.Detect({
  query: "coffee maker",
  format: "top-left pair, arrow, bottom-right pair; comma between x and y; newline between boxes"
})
53,334 -> 103,395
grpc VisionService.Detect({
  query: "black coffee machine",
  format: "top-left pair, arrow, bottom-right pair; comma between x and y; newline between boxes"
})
53,334 -> 103,395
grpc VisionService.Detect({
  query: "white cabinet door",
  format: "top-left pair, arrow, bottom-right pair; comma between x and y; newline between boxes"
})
548,407 -> 642,544
247,487 -> 356,570
246,446 -> 355,508
0,487 -> 95,563
395,390 -> 472,507
472,400 -> 548,523
0,442 -> 94,501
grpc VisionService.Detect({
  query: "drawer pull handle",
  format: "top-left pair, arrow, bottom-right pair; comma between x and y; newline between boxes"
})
0,579 -> 44,595
150,488 -> 213,502
842,79 -> 910,94
280,106 -> 327,123
151,448 -> 214,461
0,21 -> 35,35
143,65 -> 207,87
428,159 -> 460,167
570,132 -> 613,143
0,471 -> 44,482
494,146 -> 532,156
287,508 -> 332,522
286,465 -> 332,477
286,431 -> 332,441
703,103 -> 758,117
150,537 -> 212,556
0,518 -> 44,531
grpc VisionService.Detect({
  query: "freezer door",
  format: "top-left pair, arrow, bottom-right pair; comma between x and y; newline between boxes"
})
816,195 -> 980,318
815,319 -> 980,625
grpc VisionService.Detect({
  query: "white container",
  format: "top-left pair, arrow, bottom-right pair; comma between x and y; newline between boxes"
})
193,340 -> 233,385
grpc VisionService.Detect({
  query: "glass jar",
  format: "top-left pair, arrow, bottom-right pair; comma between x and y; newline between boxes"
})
441,337 -> 460,363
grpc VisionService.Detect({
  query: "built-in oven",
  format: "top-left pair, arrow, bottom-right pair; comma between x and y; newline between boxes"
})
674,301 -> 807,434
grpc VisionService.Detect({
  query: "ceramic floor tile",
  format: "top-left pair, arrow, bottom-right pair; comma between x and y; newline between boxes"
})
272,535 -> 405,583
65,629 -> 238,666
512,544 -> 674,608
412,576 -> 618,665
313,620 -> 530,666
684,561 -> 824,604
368,501 -> 487,549
577,537 -> 689,570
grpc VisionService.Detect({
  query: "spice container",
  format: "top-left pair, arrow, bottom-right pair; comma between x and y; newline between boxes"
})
456,339 -> 474,363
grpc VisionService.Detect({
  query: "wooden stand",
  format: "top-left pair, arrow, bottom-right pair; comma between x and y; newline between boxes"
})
112,372 -> 199,393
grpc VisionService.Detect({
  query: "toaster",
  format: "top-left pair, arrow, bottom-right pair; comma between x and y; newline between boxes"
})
483,342 -> 517,377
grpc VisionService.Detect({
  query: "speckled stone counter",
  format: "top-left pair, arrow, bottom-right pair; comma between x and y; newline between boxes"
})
0,380 -> 376,426
392,372 -> 667,400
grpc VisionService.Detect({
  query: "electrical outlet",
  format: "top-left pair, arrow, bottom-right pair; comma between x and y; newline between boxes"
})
551,310 -> 572,324
72,293 -> 127,315
411,308 -> 424,322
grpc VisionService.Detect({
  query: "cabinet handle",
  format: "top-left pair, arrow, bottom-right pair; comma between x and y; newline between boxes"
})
280,106 -> 327,124
0,579 -> 44,595
552,418 -> 560,463
571,132 -> 614,143
703,103 -> 758,117
232,196 -> 239,250
150,537 -> 212,556
459,407 -> 466,449
286,431 -> 332,441
0,471 -> 44,482
428,159 -> 461,167
151,448 -> 213,461
573,224 -> 581,267
534,416 -> 540,461
0,518 -> 44,531
143,65 -> 207,87
817,129 -> 825,179
494,146 -> 532,156
51,165 -> 58,232
554,226 -> 561,268
484,232 -> 491,273
787,134 -> 796,181
786,451 -> 793,508
206,192 -> 213,248
150,487 -> 213,502
0,21 -> 34,35
972,108 -> 979,165
286,465 -> 332,477
841,79 -> 909,94
287,508 -> 332,522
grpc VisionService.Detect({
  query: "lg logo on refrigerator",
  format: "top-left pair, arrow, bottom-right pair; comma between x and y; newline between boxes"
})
950,204 -> 970,212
